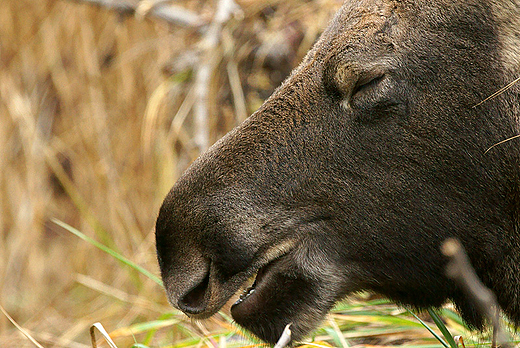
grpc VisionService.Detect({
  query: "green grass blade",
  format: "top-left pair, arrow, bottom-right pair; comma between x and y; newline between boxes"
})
408,310 -> 449,348
440,308 -> 465,328
53,218 -> 163,286
428,309 -> 458,348
118,319 -> 180,335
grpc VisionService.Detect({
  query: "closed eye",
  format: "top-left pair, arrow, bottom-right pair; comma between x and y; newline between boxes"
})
352,74 -> 385,97
340,71 -> 405,122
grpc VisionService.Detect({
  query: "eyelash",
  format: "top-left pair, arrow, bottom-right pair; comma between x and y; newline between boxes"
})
340,74 -> 386,110
352,74 -> 385,96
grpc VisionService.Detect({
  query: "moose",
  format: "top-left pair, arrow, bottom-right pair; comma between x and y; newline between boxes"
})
156,0 -> 520,344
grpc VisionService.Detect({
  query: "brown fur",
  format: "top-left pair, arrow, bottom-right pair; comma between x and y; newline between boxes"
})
156,0 -> 520,343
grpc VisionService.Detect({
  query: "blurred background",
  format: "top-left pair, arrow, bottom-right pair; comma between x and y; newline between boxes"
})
0,0 -> 342,346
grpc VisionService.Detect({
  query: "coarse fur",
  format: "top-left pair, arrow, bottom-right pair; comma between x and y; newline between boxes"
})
156,0 -> 520,344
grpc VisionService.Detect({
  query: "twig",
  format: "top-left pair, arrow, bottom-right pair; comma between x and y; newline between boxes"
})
441,238 -> 511,348
90,322 -> 118,348
227,60 -> 248,122
328,317 -> 350,348
193,0 -> 241,152
63,0 -> 204,27
135,0 -> 167,20
0,304 -> 45,348
63,0 -> 241,153
454,335 -> 466,348
273,323 -> 293,348
194,62 -> 212,152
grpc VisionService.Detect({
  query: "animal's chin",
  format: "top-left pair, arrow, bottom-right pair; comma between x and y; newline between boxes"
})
229,254 -> 330,344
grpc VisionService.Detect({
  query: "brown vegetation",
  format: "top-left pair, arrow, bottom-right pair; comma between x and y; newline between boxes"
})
0,0 -> 341,346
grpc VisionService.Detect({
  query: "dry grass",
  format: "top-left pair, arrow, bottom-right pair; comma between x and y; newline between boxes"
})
0,1 -> 511,347
0,0 -> 341,346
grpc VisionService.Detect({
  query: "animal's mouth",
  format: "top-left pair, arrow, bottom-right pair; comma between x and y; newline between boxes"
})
232,257 -> 275,308
230,254 -> 288,322
175,243 -> 293,320
170,238 -> 332,343
228,246 -> 324,344
229,239 -> 297,314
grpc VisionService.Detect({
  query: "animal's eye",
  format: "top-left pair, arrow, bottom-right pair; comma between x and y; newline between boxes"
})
339,71 -> 388,111
351,73 -> 385,98
346,73 -> 407,122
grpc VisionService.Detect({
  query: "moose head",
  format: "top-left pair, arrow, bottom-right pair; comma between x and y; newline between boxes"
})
156,0 -> 520,343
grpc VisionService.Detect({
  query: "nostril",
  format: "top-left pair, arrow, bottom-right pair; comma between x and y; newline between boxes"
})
178,270 -> 210,314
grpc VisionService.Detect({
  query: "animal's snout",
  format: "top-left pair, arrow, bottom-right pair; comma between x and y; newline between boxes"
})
178,269 -> 210,315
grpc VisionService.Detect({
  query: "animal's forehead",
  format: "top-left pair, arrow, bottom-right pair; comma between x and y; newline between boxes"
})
333,0 -> 400,34
320,0 -> 503,52
332,0 -> 493,30
333,0 -> 519,71
313,0 -> 403,63
340,0 -> 399,18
